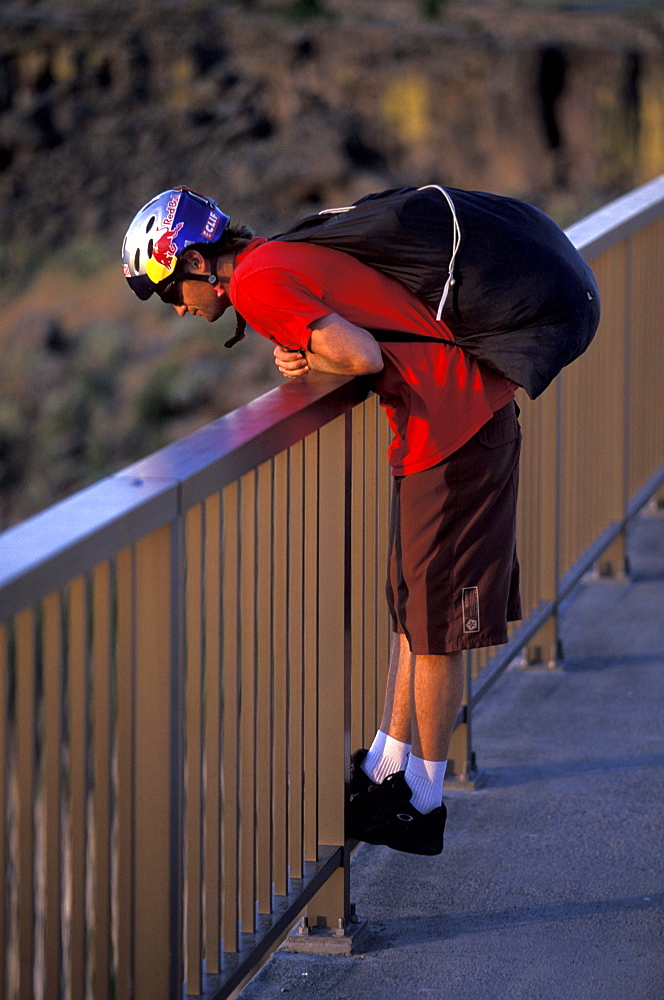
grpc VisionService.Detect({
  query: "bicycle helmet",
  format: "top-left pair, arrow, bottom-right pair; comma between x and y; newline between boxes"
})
122,187 -> 230,300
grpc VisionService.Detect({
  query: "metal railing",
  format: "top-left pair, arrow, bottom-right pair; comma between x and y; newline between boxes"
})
1,174 -> 663,1000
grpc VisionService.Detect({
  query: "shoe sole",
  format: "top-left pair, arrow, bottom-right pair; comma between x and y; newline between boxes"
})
377,832 -> 444,856
350,821 -> 443,855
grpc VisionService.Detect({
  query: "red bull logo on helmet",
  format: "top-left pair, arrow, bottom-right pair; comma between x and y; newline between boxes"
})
162,193 -> 180,230
152,221 -> 184,272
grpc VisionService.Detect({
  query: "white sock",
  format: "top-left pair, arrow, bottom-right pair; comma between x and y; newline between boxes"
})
361,730 -> 411,784
404,754 -> 447,814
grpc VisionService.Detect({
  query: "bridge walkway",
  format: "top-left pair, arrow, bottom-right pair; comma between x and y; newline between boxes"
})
239,511 -> 664,1000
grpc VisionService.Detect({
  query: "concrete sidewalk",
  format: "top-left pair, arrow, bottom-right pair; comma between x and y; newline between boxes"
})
239,513 -> 664,1000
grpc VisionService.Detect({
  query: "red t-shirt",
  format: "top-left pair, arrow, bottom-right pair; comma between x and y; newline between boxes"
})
230,239 -> 516,476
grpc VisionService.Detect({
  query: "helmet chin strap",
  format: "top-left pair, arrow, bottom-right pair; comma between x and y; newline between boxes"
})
225,312 -> 246,349
183,271 -> 219,285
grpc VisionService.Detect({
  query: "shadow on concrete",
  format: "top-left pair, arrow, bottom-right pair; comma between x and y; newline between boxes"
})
562,651 -> 664,671
360,892 -> 664,950
481,752 -> 664,787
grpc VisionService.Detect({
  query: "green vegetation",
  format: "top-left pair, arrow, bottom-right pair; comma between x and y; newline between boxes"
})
421,0 -> 448,19
278,0 -> 332,20
137,358 -> 220,424
0,237 -> 115,297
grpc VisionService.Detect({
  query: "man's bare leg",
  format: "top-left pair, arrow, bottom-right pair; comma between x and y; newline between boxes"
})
363,633 -> 464,786
410,649 -> 464,761
351,635 -> 463,850
359,634 -> 413,784
379,632 -> 412,743
379,632 -> 464,760
376,637 -> 464,814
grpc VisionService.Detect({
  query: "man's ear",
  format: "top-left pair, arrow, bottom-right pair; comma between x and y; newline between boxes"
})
180,248 -> 209,274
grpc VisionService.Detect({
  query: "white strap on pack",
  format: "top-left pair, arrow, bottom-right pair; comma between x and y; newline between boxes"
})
418,185 -> 461,321
319,205 -> 353,214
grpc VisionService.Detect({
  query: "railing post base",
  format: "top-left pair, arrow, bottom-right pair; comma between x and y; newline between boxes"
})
644,495 -> 664,517
519,640 -> 565,671
445,652 -> 486,789
592,532 -> 630,581
523,615 -> 564,670
285,910 -> 368,956
444,763 -> 487,792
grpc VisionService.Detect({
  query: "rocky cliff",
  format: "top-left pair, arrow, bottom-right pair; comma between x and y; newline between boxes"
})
0,0 -> 663,528
1,0 -> 663,252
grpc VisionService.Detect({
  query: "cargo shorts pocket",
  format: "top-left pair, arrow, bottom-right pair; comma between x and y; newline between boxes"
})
477,401 -> 520,448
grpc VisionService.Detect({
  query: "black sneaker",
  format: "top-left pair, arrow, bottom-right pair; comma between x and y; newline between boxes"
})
346,748 -> 380,840
359,771 -> 446,856
349,748 -> 375,796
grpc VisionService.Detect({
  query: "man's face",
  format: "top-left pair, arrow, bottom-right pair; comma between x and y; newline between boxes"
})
162,276 -> 232,323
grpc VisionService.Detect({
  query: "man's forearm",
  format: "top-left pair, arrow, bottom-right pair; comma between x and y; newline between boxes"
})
273,314 -> 384,379
304,351 -> 353,375
304,350 -> 383,376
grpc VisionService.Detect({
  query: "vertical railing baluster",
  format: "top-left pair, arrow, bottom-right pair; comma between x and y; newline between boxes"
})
363,399 -> 378,747
115,546 -> 135,1000
376,397 -> 392,706
272,452 -> 290,898
448,651 -> 476,782
16,608 -> 36,1000
530,379 -> 560,665
629,216 -> 664,497
303,433 -> 319,864
42,593 -> 63,1000
185,505 -> 204,996
517,395 -> 536,621
68,577 -> 88,1000
92,564 -> 113,1000
133,524 -> 183,1000
306,415 -> 350,931
239,471 -> 257,935
221,483 -> 240,955
256,461 -> 274,917
350,405 -> 366,754
622,235 -> 632,566
204,493 -> 222,975
287,443 -> 305,881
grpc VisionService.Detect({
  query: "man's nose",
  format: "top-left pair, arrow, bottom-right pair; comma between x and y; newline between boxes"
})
173,304 -> 187,317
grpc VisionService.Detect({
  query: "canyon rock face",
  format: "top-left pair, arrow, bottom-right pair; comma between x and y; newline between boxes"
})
0,0 -> 663,527
0,0 -> 662,254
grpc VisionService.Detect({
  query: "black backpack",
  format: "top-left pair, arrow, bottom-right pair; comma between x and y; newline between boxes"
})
274,185 -> 600,399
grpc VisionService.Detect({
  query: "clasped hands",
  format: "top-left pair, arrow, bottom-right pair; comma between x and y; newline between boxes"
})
273,344 -> 310,379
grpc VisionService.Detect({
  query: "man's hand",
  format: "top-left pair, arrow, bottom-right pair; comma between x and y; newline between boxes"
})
274,345 -> 310,379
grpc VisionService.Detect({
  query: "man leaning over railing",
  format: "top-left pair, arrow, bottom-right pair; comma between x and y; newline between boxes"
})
121,184 -> 600,857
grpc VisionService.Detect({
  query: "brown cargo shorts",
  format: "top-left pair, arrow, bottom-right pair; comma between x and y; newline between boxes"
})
386,401 -> 522,654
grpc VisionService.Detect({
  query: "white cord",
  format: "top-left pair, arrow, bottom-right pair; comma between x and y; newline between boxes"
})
418,185 -> 461,320
319,205 -> 353,215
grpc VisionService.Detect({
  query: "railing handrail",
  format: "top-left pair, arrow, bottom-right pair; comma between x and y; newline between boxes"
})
0,374 -> 369,621
566,173 -> 664,260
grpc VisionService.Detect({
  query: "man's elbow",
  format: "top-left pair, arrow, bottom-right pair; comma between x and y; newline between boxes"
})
359,357 -> 384,375
353,349 -> 384,375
